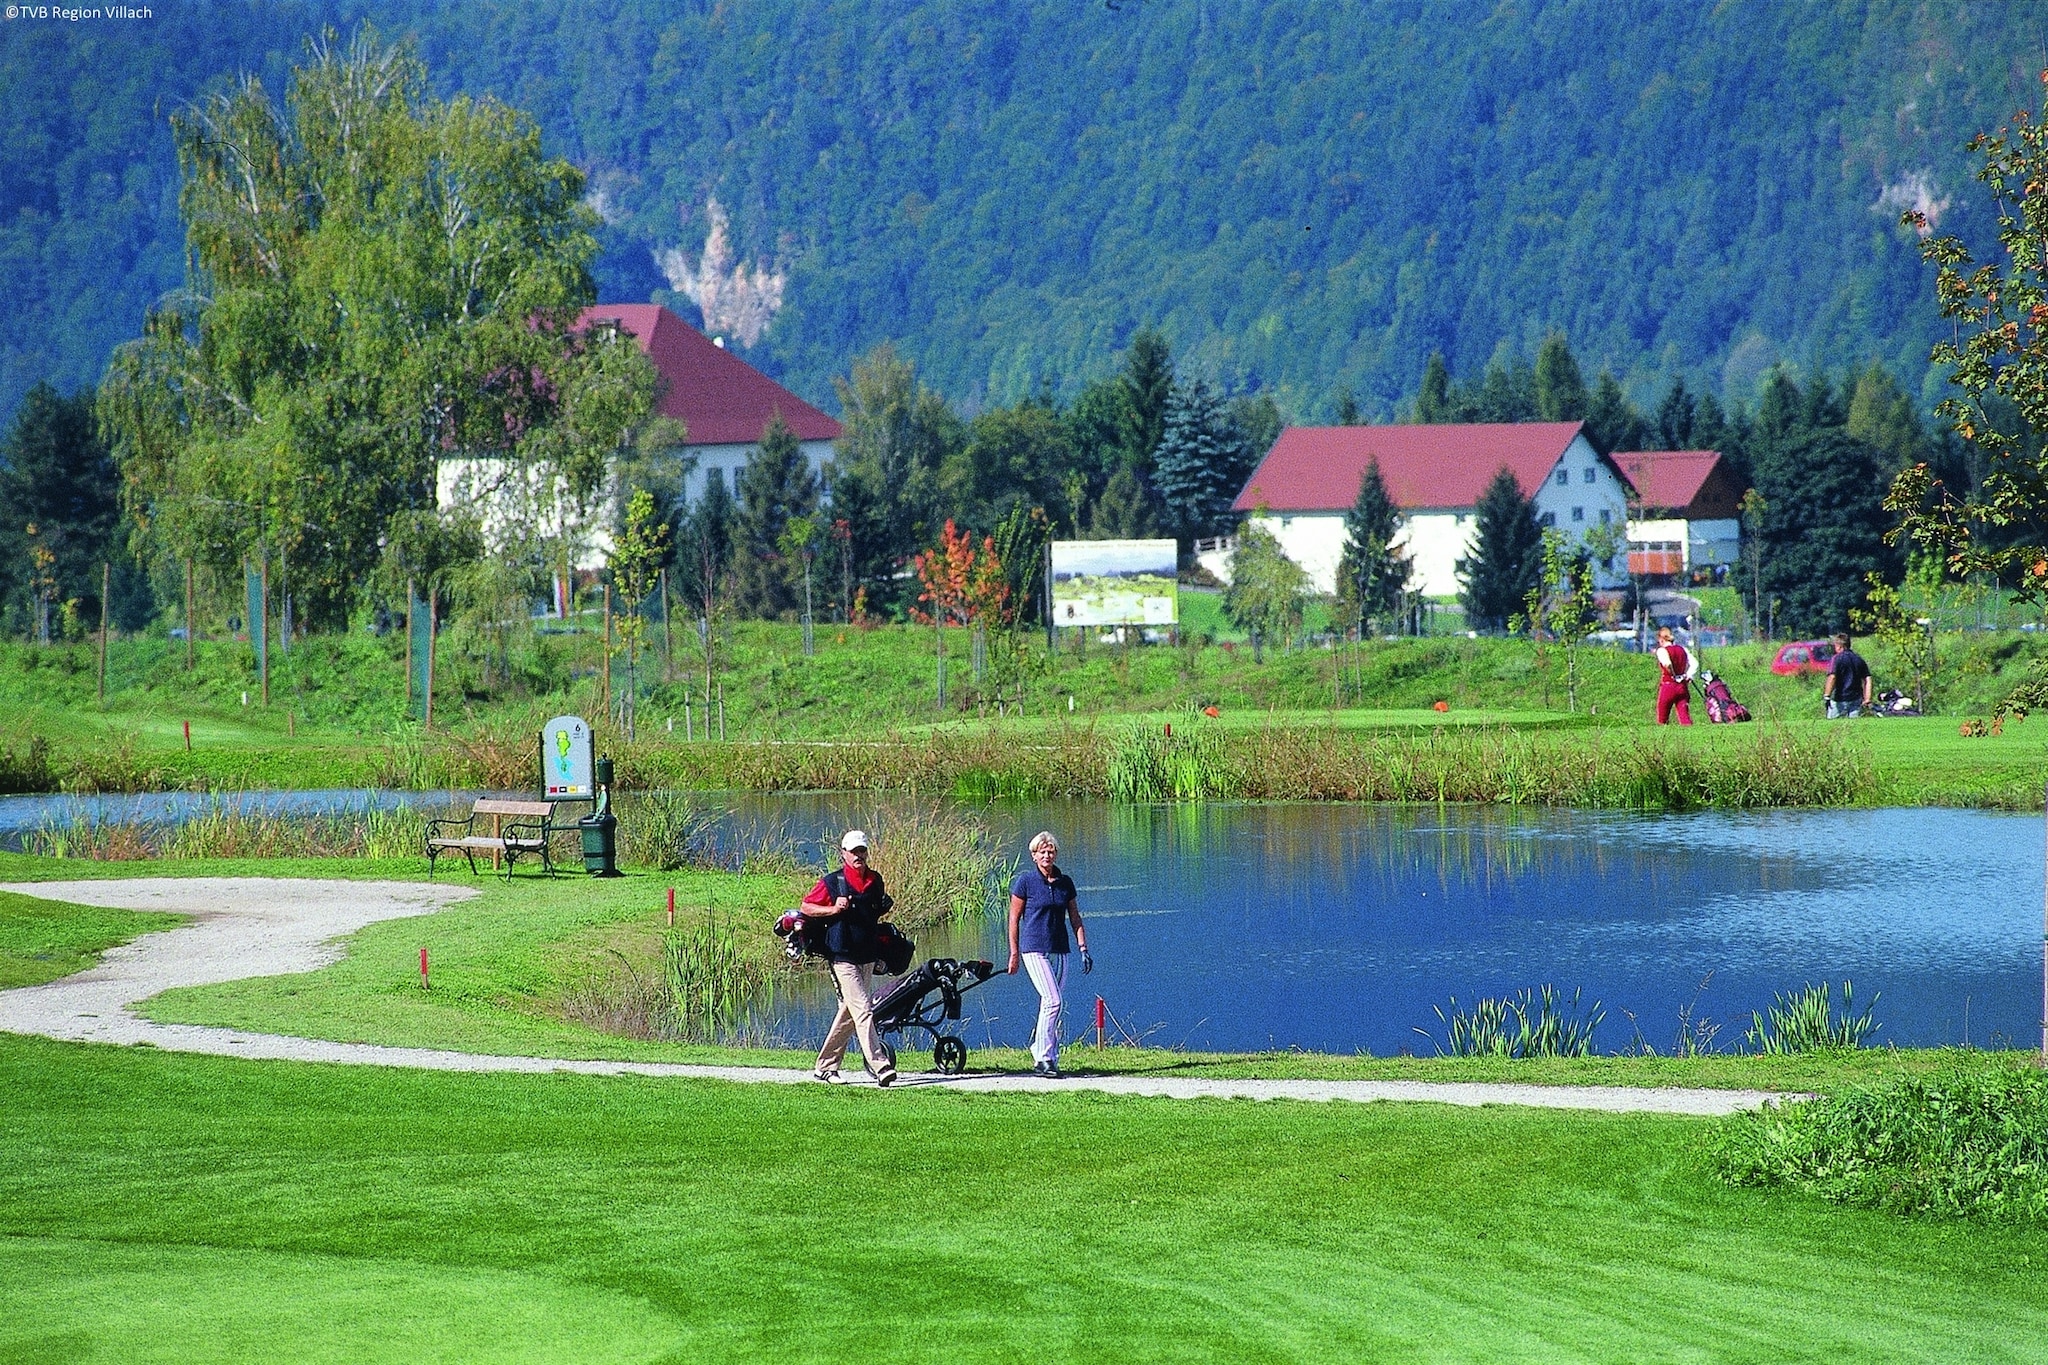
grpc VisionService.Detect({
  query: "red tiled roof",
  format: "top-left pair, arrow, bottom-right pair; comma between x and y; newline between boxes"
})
578,304 -> 842,446
1613,450 -> 1739,518
1231,422 -> 1588,513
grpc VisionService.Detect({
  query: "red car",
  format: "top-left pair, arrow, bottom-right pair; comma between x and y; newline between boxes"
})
1769,639 -> 1837,676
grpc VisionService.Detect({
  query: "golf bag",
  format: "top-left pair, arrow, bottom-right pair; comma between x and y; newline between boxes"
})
1701,671 -> 1751,723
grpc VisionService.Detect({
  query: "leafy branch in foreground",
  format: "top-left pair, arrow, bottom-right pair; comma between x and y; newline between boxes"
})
1889,68 -> 2048,599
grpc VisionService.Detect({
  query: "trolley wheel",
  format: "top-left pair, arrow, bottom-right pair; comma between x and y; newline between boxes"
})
933,1035 -> 968,1075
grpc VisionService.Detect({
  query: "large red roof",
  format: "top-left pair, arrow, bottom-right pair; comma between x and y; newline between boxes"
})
578,304 -> 842,446
1613,450 -> 1742,518
1231,422 -> 1588,513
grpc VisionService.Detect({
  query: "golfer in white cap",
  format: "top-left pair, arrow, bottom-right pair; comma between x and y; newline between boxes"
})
800,829 -> 897,1085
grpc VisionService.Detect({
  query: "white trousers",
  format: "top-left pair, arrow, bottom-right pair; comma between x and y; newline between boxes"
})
1023,951 -> 1068,1065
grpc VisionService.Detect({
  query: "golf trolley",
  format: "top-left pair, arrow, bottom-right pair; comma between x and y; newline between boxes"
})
774,910 -> 995,1076
870,957 -> 997,1075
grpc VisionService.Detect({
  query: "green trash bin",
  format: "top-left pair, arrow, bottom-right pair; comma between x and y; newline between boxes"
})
579,756 -> 619,876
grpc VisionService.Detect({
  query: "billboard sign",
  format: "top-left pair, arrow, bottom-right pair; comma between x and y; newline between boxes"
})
540,715 -> 594,800
1049,539 -> 1178,627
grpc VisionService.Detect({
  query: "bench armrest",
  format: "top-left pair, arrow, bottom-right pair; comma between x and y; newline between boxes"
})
502,817 -> 553,844
425,812 -> 477,839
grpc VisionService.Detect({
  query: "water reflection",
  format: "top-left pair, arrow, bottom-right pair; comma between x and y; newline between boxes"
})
721,796 -> 2043,1056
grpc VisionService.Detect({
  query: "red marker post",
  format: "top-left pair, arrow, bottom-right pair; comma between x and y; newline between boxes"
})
419,947 -> 429,991
666,887 -> 676,928
1095,996 -> 1106,1048
182,719 -> 191,751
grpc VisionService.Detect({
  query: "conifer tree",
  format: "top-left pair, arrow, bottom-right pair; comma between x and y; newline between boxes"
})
0,381 -> 131,636
1457,466 -> 1543,633
1654,377 -> 1696,450
1152,378 -> 1240,543
731,413 -> 819,618
1119,327 -> 1175,470
676,468 -> 736,622
1338,457 -> 1409,635
1414,351 -> 1452,422
1533,334 -> 1588,422
1088,465 -> 1157,538
1583,371 -> 1648,454
1335,388 -> 1361,425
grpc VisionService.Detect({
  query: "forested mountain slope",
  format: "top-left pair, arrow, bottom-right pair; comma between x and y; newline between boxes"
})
3,0 -> 2043,425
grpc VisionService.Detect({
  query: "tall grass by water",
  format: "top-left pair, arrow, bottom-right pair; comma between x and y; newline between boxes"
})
598,720 -> 1871,810
1745,981 -> 1880,1054
1417,985 -> 1607,1058
1716,1062 -> 2048,1222
24,805 -> 429,861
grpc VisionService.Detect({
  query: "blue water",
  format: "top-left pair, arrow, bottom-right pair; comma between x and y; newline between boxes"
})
3,786 -> 2037,1056
0,789 -> 475,849
730,798 -> 2045,1057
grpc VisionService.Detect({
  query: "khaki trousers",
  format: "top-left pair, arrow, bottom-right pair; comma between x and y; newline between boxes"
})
816,960 -> 892,1075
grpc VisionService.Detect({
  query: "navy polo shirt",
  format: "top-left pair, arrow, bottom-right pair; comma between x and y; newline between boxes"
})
1011,866 -> 1076,954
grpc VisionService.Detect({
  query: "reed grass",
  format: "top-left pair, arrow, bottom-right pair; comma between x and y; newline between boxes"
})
1745,980 -> 1880,1054
864,803 -> 1015,930
1715,1061 -> 2048,1222
1417,984 -> 1606,1058
587,720 -> 1871,811
660,908 -> 781,1044
24,803 -> 430,862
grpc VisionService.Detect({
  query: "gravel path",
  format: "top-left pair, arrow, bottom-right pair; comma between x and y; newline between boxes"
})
0,878 -> 1793,1116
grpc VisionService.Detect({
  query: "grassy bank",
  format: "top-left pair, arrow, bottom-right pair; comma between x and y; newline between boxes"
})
8,628 -> 2048,808
3,1032 -> 2045,1363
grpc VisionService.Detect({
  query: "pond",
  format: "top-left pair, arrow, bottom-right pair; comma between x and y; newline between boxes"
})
0,788 -> 473,847
1,787 -> 2037,1057
732,798 -> 2044,1058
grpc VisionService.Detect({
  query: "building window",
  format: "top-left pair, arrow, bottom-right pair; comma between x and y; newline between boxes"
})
1554,468 -> 1569,486
1571,506 -> 1584,522
1599,508 -> 1611,525
1539,511 -> 1557,528
1583,468 -> 1596,483
1454,513 -> 1466,525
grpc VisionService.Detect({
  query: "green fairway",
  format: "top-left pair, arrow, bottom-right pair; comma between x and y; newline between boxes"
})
0,888 -> 182,990
1,1034 -> 2044,1363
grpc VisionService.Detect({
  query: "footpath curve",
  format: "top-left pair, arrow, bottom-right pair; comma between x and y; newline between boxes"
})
0,878 -> 1793,1117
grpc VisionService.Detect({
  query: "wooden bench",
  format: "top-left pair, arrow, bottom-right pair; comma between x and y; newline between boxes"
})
426,799 -> 562,879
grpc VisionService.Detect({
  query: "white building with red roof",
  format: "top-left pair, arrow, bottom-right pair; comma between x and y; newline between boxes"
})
580,303 -> 842,504
1226,422 -> 1630,597
437,303 -> 842,570
1612,450 -> 1743,579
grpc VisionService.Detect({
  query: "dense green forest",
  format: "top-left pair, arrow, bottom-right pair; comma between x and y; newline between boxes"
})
5,0 -> 2045,431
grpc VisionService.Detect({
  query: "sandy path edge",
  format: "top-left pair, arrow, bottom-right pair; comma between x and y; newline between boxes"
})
0,878 -> 1796,1115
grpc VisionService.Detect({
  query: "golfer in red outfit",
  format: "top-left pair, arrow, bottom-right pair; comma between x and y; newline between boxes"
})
1654,626 -> 1695,726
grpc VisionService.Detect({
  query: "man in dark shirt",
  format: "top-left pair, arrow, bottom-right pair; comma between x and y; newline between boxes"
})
1823,632 -> 1872,719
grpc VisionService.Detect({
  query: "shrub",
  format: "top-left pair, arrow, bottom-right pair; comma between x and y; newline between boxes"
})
1715,1063 -> 2048,1222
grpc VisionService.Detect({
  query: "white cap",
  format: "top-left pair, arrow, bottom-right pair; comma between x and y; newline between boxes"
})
840,829 -> 870,852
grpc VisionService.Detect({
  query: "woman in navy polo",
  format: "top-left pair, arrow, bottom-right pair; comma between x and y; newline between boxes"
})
1007,830 -> 1090,1078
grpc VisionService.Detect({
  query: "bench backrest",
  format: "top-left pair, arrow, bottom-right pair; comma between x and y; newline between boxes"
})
472,799 -> 557,818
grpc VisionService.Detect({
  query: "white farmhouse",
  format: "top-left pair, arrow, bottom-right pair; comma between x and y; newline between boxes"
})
1224,422 -> 1631,596
437,303 -> 842,571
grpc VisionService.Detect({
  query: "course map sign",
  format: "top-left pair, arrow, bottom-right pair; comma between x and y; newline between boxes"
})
540,715 -> 594,800
1050,539 -> 1178,627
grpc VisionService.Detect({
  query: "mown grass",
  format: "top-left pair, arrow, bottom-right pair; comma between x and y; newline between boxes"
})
2,1033 -> 2047,1363
0,888 -> 183,989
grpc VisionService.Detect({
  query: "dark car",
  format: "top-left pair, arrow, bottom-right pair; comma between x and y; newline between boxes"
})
1769,639 -> 1837,676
